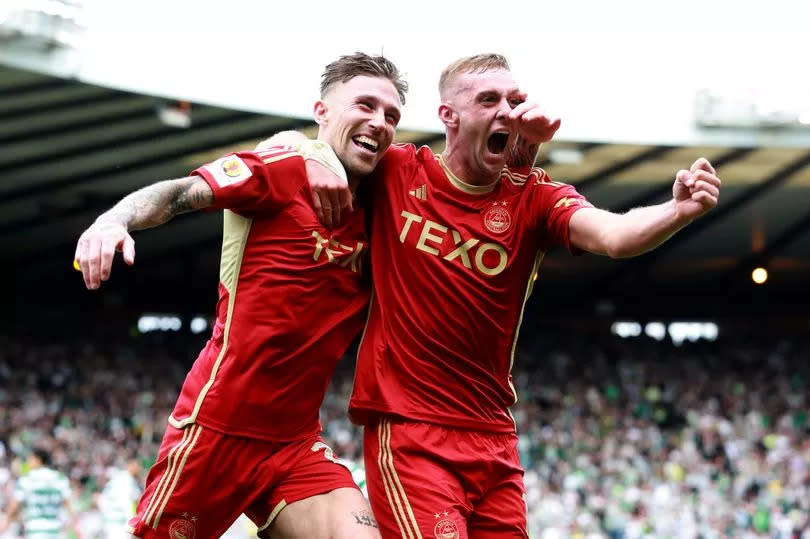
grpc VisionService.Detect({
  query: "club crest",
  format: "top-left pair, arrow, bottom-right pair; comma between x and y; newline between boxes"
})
483,201 -> 511,234
433,518 -> 460,539
169,517 -> 196,539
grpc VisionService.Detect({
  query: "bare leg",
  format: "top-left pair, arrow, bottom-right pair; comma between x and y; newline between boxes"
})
261,487 -> 380,539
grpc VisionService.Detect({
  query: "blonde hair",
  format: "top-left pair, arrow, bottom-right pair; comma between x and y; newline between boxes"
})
439,54 -> 510,99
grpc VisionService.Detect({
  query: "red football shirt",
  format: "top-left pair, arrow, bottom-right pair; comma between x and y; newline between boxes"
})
169,148 -> 370,441
349,144 -> 592,433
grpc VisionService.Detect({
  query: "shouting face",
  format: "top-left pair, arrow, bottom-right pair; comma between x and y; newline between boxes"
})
440,69 -> 524,182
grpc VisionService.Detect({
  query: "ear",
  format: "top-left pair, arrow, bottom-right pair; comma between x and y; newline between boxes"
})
313,100 -> 328,126
438,103 -> 458,129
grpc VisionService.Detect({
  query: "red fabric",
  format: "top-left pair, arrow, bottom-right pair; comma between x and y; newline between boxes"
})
363,418 -> 528,539
350,144 -> 591,433
129,424 -> 358,538
170,147 -> 370,441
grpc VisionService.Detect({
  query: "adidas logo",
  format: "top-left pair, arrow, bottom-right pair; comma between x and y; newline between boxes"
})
408,184 -> 427,200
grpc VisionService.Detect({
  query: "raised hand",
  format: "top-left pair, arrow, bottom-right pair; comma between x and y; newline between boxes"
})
672,158 -> 722,221
507,93 -> 561,145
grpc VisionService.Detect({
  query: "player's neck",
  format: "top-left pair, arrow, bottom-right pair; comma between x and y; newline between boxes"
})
441,145 -> 499,187
347,175 -> 361,197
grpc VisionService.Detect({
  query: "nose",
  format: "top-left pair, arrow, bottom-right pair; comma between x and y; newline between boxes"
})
495,100 -> 512,120
368,108 -> 385,130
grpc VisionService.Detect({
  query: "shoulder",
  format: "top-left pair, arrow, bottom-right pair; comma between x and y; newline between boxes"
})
250,146 -> 303,164
376,143 -> 423,180
502,166 -> 572,191
381,142 -> 418,164
198,147 -> 303,185
45,468 -> 69,482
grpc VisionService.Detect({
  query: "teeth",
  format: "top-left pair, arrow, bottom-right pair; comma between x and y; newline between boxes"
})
355,135 -> 378,150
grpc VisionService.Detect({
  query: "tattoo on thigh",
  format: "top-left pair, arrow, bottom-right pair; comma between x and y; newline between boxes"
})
352,510 -> 378,528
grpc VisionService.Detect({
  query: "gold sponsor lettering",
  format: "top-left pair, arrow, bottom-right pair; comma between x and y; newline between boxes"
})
416,220 -> 447,256
475,243 -> 508,276
397,211 -> 509,277
311,230 -> 330,262
325,238 -> 344,262
399,211 -> 423,243
340,241 -> 365,273
443,230 -> 479,269
311,231 -> 364,273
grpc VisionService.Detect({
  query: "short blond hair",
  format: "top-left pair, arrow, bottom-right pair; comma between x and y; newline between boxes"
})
439,54 -> 510,99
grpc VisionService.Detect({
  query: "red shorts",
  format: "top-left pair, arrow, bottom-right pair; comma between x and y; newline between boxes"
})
128,423 -> 358,538
363,418 -> 528,539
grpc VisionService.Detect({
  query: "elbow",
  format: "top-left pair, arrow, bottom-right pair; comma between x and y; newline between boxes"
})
595,229 -> 630,258
603,238 -> 641,259
605,246 -> 631,259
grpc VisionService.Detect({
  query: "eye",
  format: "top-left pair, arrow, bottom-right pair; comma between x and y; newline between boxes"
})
386,114 -> 399,125
509,98 -> 523,108
358,101 -> 373,111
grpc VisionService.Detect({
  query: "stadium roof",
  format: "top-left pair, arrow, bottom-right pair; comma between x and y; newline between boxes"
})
2,65 -> 808,322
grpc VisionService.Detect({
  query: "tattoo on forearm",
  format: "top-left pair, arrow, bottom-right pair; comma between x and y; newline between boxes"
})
352,510 -> 378,529
170,180 -> 211,215
99,177 -> 211,231
507,136 -> 541,168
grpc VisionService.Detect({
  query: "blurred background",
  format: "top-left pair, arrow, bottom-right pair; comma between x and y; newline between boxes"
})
0,1 -> 808,537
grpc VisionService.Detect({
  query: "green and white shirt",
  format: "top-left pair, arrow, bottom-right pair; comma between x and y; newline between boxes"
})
13,467 -> 71,537
338,458 -> 367,498
97,468 -> 140,533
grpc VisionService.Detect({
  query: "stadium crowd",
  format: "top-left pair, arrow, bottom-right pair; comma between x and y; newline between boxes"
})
0,327 -> 808,538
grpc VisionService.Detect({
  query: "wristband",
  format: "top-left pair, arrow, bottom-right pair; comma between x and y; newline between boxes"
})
297,140 -> 347,182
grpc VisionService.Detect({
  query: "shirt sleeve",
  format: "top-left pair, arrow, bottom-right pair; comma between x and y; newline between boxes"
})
527,168 -> 594,253
191,147 -> 307,216
58,474 -> 71,498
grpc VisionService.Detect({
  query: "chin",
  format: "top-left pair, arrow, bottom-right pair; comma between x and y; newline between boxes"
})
482,160 -> 504,176
346,163 -> 373,178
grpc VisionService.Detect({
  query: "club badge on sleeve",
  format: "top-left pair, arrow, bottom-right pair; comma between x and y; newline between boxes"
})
206,156 -> 252,187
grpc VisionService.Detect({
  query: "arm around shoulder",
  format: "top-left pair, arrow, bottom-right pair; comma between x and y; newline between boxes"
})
257,130 -> 310,150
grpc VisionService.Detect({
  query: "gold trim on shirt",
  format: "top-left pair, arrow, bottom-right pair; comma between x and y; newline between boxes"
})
437,154 -> 499,195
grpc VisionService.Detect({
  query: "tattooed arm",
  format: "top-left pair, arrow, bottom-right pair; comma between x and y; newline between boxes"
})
507,135 -> 542,168
506,95 -> 560,168
74,176 -> 213,290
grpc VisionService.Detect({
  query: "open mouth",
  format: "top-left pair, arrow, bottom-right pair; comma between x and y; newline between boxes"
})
487,132 -> 509,155
353,135 -> 379,153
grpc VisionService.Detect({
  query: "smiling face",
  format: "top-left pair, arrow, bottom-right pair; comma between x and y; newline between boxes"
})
440,69 -> 524,183
315,75 -> 401,180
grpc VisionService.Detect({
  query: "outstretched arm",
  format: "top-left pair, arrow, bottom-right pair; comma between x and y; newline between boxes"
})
569,158 -> 721,258
74,176 -> 213,290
